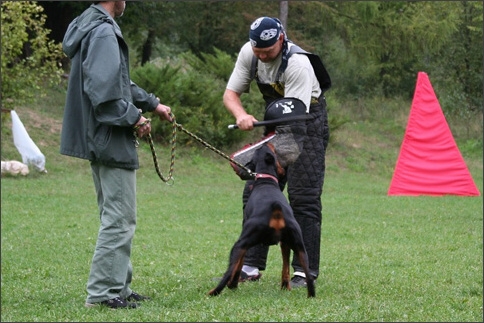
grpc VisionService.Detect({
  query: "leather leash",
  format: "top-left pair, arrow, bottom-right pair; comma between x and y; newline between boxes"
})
134,113 -> 255,185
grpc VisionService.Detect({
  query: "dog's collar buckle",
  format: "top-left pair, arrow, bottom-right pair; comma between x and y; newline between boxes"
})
255,173 -> 278,183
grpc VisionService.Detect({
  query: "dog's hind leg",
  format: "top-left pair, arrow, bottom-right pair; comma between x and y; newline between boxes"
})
280,242 -> 291,290
285,220 -> 316,297
209,220 -> 263,296
295,249 -> 316,298
208,273 -> 231,296
208,245 -> 246,296
227,247 -> 247,289
208,241 -> 247,296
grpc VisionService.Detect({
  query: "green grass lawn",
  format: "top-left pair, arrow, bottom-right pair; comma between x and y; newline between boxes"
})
1,87 -> 482,321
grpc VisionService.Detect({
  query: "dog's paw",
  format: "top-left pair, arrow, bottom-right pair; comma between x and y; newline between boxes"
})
208,288 -> 221,296
227,280 -> 239,290
281,281 -> 291,290
307,282 -> 316,298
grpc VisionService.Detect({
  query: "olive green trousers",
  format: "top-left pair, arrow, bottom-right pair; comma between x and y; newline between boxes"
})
86,164 -> 136,303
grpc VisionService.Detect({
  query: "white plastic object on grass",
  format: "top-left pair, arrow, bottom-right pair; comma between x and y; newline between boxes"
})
10,110 -> 47,173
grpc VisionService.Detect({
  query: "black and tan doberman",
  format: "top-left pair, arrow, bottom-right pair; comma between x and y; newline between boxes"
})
208,142 -> 315,298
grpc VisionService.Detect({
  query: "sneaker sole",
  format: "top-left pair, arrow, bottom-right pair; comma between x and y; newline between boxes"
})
84,301 -> 139,309
290,278 -> 317,289
211,273 -> 262,282
239,273 -> 262,282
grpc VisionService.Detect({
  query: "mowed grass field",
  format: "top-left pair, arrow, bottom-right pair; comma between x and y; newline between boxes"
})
1,87 -> 482,322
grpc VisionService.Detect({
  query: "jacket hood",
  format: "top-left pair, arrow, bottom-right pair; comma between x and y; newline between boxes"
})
62,4 -> 116,58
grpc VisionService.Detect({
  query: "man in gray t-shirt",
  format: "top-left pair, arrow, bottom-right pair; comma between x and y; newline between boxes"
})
223,16 -> 331,288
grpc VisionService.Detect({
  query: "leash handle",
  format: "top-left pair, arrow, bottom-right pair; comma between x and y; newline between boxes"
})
228,114 -> 311,130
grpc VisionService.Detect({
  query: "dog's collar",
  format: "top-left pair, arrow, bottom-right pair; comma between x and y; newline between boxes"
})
254,173 -> 278,183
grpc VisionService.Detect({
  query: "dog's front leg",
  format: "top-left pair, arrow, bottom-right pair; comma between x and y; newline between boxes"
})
280,242 -> 291,290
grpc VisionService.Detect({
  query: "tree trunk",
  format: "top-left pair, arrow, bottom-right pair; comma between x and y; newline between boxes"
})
279,1 -> 288,29
141,29 -> 155,65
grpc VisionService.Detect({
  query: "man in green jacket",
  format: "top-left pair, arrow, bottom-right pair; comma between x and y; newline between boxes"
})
61,1 -> 172,309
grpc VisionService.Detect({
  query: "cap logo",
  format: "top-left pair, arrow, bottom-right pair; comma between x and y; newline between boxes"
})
250,17 -> 264,30
260,28 -> 278,41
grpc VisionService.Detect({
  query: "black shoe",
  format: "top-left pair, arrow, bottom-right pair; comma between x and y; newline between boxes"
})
126,291 -> 151,302
290,275 -> 307,288
239,271 -> 262,282
85,297 -> 138,309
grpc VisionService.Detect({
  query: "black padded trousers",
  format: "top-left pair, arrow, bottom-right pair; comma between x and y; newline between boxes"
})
241,98 -> 329,279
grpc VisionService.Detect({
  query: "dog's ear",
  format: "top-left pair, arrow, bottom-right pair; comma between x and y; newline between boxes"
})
265,151 -> 285,178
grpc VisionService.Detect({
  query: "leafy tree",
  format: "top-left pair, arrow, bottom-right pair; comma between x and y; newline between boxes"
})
116,1 -> 179,65
325,1 -> 459,98
423,1 -> 483,140
38,1 -> 89,44
120,1 -> 280,64
1,1 -> 63,110
430,1 -> 482,117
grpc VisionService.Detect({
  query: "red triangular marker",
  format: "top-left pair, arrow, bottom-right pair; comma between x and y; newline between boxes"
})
388,72 -> 480,196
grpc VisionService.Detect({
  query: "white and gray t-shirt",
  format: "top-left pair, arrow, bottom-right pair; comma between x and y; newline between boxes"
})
226,41 -> 321,111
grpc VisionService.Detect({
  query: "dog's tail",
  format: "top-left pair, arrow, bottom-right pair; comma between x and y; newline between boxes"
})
269,202 -> 286,232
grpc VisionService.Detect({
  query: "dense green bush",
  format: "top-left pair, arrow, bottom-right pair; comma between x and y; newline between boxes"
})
131,49 -> 266,149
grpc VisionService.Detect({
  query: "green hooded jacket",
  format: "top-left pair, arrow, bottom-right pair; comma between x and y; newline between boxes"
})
61,3 -> 159,169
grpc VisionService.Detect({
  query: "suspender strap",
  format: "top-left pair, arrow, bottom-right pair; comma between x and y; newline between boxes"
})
249,42 -> 332,94
250,54 -> 258,80
284,44 -> 332,93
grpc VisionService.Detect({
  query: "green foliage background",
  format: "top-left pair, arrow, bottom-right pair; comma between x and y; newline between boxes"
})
130,49 -> 265,148
1,1 -> 482,148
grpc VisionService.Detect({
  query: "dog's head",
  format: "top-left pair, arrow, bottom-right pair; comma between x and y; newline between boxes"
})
249,142 -> 285,178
